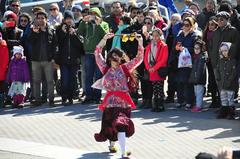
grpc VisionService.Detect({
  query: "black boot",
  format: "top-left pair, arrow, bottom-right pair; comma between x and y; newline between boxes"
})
139,99 -> 146,109
227,106 -> 236,120
209,93 -> 221,108
157,99 -> 165,112
217,107 -> 228,119
151,98 -> 158,112
0,93 -> 4,109
144,99 -> 152,109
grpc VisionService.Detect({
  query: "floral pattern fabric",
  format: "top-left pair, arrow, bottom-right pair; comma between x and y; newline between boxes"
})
92,45 -> 144,109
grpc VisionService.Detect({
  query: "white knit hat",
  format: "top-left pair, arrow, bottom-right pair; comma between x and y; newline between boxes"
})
13,45 -> 24,56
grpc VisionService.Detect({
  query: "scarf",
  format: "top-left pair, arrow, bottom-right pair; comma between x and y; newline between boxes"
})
111,25 -> 128,49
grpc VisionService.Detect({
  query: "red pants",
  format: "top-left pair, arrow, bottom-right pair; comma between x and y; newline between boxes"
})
13,94 -> 25,105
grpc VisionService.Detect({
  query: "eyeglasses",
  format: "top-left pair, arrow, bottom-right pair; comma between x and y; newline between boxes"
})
11,4 -> 19,7
20,19 -> 28,22
49,8 -> 57,11
183,23 -> 190,27
144,21 -> 152,25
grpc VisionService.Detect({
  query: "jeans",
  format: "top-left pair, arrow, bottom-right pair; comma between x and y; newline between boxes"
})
80,55 -> 86,92
32,61 -> 54,102
84,54 -> 102,100
60,64 -> 78,100
194,85 -> 204,108
220,90 -> 235,106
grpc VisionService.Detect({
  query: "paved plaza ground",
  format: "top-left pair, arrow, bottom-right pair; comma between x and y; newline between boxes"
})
0,97 -> 239,159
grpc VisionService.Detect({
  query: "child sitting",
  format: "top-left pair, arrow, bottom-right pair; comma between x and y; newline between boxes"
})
7,46 -> 30,108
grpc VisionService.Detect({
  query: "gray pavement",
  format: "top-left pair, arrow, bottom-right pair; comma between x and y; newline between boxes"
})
0,99 -> 239,159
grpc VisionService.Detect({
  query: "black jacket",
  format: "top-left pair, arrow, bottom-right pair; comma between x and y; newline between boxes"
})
189,53 -> 207,85
209,24 -> 239,68
28,26 -> 56,61
215,58 -> 238,91
55,24 -> 84,65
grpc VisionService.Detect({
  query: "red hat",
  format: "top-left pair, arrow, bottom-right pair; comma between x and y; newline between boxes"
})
6,12 -> 18,21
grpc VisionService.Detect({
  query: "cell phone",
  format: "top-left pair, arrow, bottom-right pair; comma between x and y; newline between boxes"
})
4,21 -> 15,28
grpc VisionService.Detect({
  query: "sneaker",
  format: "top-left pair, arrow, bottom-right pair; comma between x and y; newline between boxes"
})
108,146 -> 117,153
49,100 -> 55,107
185,104 -> 192,110
191,106 -> 201,112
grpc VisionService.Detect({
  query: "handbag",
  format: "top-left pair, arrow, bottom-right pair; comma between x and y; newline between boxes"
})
149,44 -> 168,78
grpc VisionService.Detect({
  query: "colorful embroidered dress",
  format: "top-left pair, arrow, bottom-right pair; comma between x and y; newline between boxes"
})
92,45 -> 144,110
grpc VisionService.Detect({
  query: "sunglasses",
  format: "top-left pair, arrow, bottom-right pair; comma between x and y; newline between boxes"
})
49,8 -> 57,11
11,4 -> 19,7
183,23 -> 190,27
144,21 -> 152,25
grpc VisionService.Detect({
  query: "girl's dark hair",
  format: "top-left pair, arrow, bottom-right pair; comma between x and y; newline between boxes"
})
194,39 -> 206,52
19,12 -> 32,23
106,48 -> 127,67
120,15 -> 132,25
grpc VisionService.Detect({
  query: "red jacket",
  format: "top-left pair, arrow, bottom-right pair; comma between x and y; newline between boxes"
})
0,40 -> 9,81
144,40 -> 168,81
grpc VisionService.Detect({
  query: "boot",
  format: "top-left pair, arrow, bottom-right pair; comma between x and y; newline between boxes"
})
144,99 -> 152,109
139,99 -> 146,109
226,106 -> 236,120
0,93 -> 4,108
158,99 -> 165,112
209,93 -> 221,108
217,107 -> 228,119
151,98 -> 158,112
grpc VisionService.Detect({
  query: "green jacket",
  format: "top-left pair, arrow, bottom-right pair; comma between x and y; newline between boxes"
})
77,21 -> 109,53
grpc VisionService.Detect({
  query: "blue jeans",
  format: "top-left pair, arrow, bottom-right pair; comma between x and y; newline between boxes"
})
60,64 -> 78,100
84,54 -> 102,100
194,85 -> 205,108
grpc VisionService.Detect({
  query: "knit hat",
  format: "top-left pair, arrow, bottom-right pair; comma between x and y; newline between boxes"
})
32,6 -> 45,14
182,9 -> 195,17
4,11 -> 18,21
189,2 -> 200,11
64,10 -> 74,19
13,45 -> 24,56
89,7 -> 102,18
216,11 -> 230,20
72,5 -> 82,12
36,11 -> 48,18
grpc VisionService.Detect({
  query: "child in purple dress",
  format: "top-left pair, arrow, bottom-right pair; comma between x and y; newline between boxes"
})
7,46 -> 30,108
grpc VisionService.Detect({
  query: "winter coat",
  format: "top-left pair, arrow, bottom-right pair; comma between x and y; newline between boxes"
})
209,24 -> 239,68
55,24 -> 85,65
215,58 -> 238,91
0,27 -> 23,58
28,26 -> 56,62
0,40 -> 9,81
197,8 -> 216,30
189,53 -> 207,85
77,20 -> 108,53
144,40 -> 168,81
7,57 -> 30,83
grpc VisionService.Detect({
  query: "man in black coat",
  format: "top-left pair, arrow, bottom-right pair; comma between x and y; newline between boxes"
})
28,11 -> 56,106
55,10 -> 84,105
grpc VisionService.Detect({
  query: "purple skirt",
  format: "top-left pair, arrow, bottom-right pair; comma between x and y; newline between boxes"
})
94,107 -> 135,142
